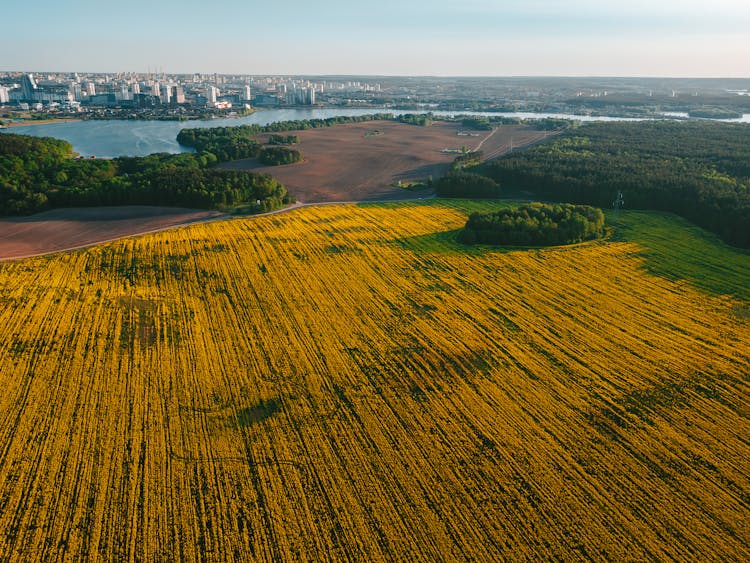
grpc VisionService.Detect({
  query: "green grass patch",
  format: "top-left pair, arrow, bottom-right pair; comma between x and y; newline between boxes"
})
610,210 -> 750,302
369,199 -> 750,303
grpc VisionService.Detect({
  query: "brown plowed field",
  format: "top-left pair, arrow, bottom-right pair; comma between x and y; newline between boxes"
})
0,206 -> 225,261
0,121 -> 548,261
219,120 -> 550,202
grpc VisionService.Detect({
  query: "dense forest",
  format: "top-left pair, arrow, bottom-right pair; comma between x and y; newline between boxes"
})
435,172 -> 501,198
0,133 -> 289,215
482,121 -> 750,247
460,203 -> 605,246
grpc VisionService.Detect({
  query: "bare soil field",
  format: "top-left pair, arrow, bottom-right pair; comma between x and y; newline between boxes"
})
0,206 -> 225,261
219,120 -> 550,202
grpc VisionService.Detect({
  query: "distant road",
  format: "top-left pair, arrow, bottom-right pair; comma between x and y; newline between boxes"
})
473,127 -> 500,152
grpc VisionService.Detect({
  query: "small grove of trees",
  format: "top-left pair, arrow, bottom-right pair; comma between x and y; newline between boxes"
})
459,202 -> 605,246
259,147 -> 303,166
175,127 -> 262,161
268,134 -> 299,145
435,171 -> 501,198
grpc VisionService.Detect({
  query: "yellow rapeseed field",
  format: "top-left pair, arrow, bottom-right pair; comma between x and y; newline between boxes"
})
0,201 -> 748,561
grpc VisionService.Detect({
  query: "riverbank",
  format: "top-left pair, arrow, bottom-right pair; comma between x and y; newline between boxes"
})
1,118 -> 82,128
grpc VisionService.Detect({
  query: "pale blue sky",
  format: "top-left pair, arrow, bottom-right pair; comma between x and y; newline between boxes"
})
2,0 -> 748,76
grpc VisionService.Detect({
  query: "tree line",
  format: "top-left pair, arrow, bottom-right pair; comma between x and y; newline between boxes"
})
461,117 -> 493,131
0,133 -> 290,215
460,203 -> 605,246
396,113 -> 434,127
480,121 -> 750,247
435,172 -> 501,198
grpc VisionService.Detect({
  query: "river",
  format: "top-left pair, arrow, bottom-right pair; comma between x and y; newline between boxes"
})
3,108 -> 749,158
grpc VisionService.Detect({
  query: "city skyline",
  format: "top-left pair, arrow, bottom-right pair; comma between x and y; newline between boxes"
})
2,0 -> 748,77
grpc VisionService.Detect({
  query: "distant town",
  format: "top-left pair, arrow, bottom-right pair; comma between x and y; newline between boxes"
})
1,72 -> 749,122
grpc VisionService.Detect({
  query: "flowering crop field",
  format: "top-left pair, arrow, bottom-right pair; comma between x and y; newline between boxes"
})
0,200 -> 748,561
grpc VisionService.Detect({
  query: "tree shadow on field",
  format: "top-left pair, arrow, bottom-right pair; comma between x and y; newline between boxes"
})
235,398 -> 282,427
392,228 -> 536,257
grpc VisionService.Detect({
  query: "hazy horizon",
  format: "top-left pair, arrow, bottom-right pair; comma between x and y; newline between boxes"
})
2,0 -> 749,77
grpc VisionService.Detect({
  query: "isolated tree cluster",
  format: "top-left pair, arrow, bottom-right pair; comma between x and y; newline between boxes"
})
460,202 -> 605,246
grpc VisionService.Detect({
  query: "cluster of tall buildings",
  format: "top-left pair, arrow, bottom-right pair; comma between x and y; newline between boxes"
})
0,72 -> 252,110
0,72 -> 386,111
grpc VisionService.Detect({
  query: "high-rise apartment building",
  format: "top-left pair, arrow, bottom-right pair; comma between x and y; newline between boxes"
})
71,82 -> 83,101
173,85 -> 185,104
22,73 -> 37,100
206,85 -> 219,104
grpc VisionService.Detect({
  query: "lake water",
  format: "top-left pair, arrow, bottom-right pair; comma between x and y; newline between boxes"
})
4,108 -> 749,158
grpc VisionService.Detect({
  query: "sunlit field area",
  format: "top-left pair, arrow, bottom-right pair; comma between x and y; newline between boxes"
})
0,201 -> 747,560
